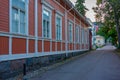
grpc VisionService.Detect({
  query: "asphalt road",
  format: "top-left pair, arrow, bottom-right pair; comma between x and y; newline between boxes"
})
31,45 -> 120,80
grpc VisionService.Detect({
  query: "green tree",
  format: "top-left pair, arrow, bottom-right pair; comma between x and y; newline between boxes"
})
75,0 -> 88,16
97,26 -> 117,45
93,0 -> 120,48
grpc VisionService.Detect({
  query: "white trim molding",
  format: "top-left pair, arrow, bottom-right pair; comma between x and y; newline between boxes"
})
42,4 -> 52,39
0,49 -> 89,62
35,0 -> 38,54
55,13 -> 62,41
41,0 -> 54,10
55,10 -> 64,17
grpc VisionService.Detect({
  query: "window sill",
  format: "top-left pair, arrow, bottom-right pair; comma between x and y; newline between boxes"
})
56,40 -> 62,42
42,37 -> 52,40
10,32 -> 29,37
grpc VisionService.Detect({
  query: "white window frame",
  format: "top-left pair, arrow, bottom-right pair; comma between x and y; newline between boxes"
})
85,30 -> 88,44
10,0 -> 29,35
42,5 -> 52,39
75,26 -> 79,43
87,29 -> 89,44
68,21 -> 73,43
56,14 -> 62,41
82,28 -> 84,44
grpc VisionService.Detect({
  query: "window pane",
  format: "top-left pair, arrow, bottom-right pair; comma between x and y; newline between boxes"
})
20,11 -> 25,22
56,16 -> 62,40
43,10 -> 50,20
20,11 -> 25,34
12,0 -> 25,10
47,21 -> 49,37
57,17 -> 60,26
20,23 -> 25,34
12,8 -> 19,33
43,9 -> 50,38
76,27 -> 79,42
43,20 -> 46,37
69,22 -> 73,42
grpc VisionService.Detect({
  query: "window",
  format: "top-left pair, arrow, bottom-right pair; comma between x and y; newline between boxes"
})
82,28 -> 84,44
75,26 -> 79,43
68,22 -> 73,42
12,0 -> 27,34
85,30 -> 88,44
56,14 -> 62,40
42,8 -> 51,38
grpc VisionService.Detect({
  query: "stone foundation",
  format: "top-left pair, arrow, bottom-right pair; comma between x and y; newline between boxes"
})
0,51 -> 87,80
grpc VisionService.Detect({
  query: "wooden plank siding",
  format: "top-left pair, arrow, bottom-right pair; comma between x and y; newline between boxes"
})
0,0 -> 9,32
0,0 -> 90,61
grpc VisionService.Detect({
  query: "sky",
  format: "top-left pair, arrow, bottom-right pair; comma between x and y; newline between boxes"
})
70,0 -> 97,22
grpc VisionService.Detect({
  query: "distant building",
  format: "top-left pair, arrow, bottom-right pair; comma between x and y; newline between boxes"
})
95,35 -> 105,47
87,18 -> 96,49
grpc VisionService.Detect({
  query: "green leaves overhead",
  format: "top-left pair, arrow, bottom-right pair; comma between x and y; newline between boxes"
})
75,0 -> 88,16
94,0 -> 120,46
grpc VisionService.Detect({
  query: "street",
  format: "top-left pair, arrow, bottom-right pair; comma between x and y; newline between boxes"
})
31,45 -> 120,80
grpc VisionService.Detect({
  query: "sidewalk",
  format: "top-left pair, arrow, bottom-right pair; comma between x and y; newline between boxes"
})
97,45 -> 116,50
30,49 -> 120,80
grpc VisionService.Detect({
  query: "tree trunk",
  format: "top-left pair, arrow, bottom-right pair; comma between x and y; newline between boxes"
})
115,20 -> 120,48
114,8 -> 120,48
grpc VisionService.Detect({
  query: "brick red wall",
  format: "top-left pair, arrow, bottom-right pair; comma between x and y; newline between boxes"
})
62,17 -> 65,41
52,42 -> 56,51
62,43 -> 65,51
44,41 -> 50,52
29,0 -> 35,36
0,36 -> 9,55
12,38 -> 26,54
52,10 -> 56,39
57,42 -> 61,51
70,43 -> 73,50
0,0 -> 9,32
38,40 -> 42,52
29,39 -> 35,53
38,0 -> 42,37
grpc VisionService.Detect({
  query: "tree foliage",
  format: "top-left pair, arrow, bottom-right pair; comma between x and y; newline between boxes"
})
75,0 -> 88,16
93,0 -> 120,47
97,26 -> 117,45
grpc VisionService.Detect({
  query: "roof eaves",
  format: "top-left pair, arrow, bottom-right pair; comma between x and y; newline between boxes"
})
63,0 -> 91,26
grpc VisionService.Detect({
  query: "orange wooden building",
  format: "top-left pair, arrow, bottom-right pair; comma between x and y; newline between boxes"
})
0,0 -> 90,79
0,0 -> 90,61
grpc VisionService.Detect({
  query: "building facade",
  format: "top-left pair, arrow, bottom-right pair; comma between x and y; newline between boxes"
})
0,0 -> 90,61
0,0 -> 90,79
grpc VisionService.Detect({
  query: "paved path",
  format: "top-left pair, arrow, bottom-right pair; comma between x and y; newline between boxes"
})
31,45 -> 120,80
97,45 -> 116,50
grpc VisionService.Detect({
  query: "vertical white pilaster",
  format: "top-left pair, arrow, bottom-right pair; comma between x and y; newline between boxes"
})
35,0 -> 38,54
26,0 -> 29,54
73,13 -> 76,50
65,10 -> 68,55
9,0 -> 12,56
